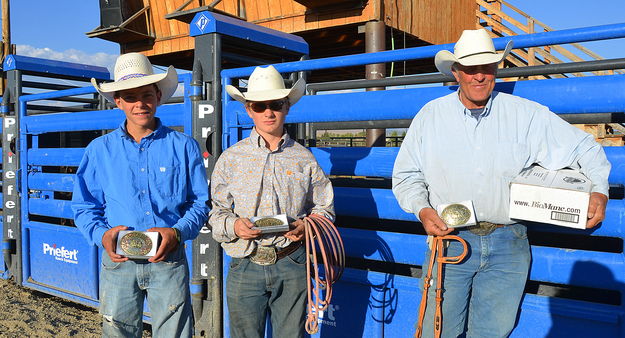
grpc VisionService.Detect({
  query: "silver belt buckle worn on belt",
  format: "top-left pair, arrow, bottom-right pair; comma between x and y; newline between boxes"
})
250,246 -> 277,266
468,222 -> 500,236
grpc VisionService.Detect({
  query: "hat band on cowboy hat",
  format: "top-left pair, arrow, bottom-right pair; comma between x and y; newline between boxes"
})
91,52 -> 178,105
226,65 -> 305,106
434,29 -> 513,76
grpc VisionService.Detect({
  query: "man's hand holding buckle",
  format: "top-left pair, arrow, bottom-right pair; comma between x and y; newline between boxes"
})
419,208 -> 454,236
586,192 -> 608,229
148,227 -> 180,263
234,218 -> 261,240
285,218 -> 305,242
103,225 -> 130,262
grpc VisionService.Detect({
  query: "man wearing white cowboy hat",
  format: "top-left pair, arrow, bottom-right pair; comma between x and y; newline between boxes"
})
72,52 -> 209,337
393,29 -> 609,337
209,65 -> 334,338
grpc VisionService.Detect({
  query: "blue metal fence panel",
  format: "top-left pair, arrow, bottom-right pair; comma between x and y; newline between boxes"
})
23,222 -> 99,300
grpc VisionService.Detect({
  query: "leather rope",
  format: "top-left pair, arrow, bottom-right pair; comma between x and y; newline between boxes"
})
303,214 -> 346,334
415,235 -> 468,338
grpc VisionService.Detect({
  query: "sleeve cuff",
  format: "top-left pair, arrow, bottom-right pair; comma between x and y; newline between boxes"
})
225,216 -> 238,240
93,226 -> 109,248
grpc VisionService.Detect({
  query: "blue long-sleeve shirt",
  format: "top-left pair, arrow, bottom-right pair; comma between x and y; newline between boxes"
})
72,118 -> 209,248
392,90 -> 610,225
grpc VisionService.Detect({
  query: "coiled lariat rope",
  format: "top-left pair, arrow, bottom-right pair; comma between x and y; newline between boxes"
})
303,214 -> 345,334
415,235 -> 468,338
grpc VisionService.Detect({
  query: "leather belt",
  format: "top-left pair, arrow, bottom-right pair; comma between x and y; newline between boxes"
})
249,241 -> 302,266
466,221 -> 506,236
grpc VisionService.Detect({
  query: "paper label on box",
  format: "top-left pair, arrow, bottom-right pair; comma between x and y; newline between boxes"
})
509,165 -> 590,229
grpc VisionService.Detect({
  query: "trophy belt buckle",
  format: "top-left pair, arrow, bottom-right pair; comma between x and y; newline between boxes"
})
250,246 -> 277,266
468,221 -> 505,236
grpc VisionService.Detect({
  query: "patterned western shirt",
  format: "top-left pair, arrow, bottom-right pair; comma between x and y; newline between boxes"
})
209,128 -> 335,258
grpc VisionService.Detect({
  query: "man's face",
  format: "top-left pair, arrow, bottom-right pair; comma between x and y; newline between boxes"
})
451,63 -> 497,109
114,84 -> 161,131
245,99 -> 289,137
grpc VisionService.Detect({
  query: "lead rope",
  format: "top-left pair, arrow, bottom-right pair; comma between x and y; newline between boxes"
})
415,235 -> 468,338
303,214 -> 345,334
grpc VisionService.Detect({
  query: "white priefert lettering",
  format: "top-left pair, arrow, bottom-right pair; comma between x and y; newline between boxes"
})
198,104 -> 215,119
43,243 -> 79,261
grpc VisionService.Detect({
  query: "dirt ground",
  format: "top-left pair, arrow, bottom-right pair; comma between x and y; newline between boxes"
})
0,278 -> 151,337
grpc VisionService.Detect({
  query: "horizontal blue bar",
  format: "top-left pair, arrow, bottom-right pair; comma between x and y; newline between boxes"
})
23,104 -> 185,134
190,11 -> 308,54
19,86 -> 97,106
530,246 -> 625,289
230,75 -> 625,126
28,172 -> 75,192
222,23 -> 625,77
334,187 -> 625,238
340,228 -> 426,266
313,146 -> 625,185
28,148 -> 84,166
29,198 -> 73,219
3,54 -> 110,80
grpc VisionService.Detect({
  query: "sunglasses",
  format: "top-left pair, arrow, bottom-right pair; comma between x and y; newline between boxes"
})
248,100 -> 286,113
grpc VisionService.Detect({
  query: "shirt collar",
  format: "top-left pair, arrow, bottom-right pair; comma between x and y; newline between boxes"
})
454,89 -> 496,118
118,117 -> 164,140
249,127 -> 290,151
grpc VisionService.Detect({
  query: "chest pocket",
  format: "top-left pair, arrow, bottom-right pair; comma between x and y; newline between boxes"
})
150,165 -> 182,197
493,142 -> 531,179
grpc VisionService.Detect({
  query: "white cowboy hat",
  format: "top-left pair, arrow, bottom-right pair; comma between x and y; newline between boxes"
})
226,65 -> 305,105
435,29 -> 513,76
91,52 -> 178,105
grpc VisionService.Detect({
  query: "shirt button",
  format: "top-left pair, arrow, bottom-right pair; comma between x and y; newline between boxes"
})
146,211 -> 151,215
142,190 -> 146,194
140,168 -> 145,172
479,212 -> 484,217
140,147 -> 145,151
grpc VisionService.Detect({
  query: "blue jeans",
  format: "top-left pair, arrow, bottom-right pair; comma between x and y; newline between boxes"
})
99,247 -> 193,338
419,224 -> 531,338
226,245 -> 308,338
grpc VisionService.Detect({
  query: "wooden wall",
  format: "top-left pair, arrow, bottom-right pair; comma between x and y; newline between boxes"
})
383,0 -> 476,45
121,0 -> 475,62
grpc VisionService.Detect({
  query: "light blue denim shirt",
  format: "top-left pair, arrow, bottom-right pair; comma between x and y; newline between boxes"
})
392,90 -> 610,225
72,118 -> 209,248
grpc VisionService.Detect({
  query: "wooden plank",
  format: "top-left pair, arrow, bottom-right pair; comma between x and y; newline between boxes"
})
267,0 -> 280,19
476,0 -> 529,33
164,1 -> 179,37
151,0 -> 169,38
256,0 -> 270,22
246,0 -> 259,21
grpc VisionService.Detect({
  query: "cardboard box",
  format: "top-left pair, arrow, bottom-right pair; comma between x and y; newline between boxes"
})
509,166 -> 591,229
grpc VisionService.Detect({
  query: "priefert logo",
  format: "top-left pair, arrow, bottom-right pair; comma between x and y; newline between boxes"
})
43,243 -> 79,264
